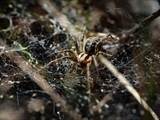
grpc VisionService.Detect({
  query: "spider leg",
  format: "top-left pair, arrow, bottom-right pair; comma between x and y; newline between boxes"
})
74,38 -> 80,54
79,26 -> 86,52
92,55 -> 102,87
92,55 -> 99,68
39,56 -> 73,71
82,33 -> 87,52
86,63 -> 93,96
107,34 -> 113,38
92,55 -> 100,77
86,62 -> 93,114
97,51 -> 112,58
96,33 -> 118,50
56,49 -> 77,56
40,49 -> 78,71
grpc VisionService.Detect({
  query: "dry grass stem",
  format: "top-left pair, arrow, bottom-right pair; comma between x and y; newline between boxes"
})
98,54 -> 159,120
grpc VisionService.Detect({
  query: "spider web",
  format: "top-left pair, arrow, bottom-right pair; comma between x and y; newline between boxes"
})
0,16 -> 160,120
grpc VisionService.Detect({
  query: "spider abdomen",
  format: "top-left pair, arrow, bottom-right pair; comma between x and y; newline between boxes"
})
78,53 -> 92,67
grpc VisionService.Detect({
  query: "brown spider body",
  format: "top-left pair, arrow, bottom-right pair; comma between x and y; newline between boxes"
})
43,33 -> 120,70
42,33 -> 120,96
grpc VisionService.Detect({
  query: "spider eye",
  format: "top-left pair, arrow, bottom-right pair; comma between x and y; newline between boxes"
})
85,41 -> 96,55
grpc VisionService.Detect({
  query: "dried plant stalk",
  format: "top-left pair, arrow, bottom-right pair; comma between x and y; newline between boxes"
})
98,54 -> 159,120
119,9 -> 160,40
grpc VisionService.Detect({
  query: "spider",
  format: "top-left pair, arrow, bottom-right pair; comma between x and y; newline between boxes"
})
42,32 -> 120,94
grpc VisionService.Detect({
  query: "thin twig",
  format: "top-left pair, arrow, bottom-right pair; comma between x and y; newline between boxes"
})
0,40 -> 82,120
98,54 -> 159,120
39,56 -> 73,71
119,9 -> 160,40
